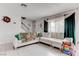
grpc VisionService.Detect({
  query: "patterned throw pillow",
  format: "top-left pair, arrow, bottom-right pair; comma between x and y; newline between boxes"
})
38,33 -> 42,37
15,34 -> 22,40
25,34 -> 33,41
20,33 -> 28,43
31,32 -> 37,39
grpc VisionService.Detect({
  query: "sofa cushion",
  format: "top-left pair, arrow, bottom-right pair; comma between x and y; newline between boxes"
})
51,32 -> 64,39
40,37 -> 52,45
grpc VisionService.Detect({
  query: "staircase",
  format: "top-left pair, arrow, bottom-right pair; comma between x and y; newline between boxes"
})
21,20 -> 32,32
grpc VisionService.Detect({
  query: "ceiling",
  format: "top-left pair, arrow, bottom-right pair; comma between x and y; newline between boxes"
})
21,3 -> 79,20
0,3 -> 79,20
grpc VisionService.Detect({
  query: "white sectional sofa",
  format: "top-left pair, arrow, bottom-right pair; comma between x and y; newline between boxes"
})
40,37 -> 52,45
13,37 -> 64,49
40,37 -> 63,49
13,38 -> 39,49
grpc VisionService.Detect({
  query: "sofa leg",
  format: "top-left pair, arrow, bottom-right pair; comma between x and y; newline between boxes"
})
13,46 -> 17,50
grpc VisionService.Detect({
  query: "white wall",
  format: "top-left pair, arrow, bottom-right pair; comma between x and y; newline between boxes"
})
32,20 -> 36,32
0,4 -> 22,44
75,8 -> 79,45
35,19 -> 44,33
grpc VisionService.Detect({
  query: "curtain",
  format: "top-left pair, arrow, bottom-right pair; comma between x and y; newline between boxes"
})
64,13 -> 75,45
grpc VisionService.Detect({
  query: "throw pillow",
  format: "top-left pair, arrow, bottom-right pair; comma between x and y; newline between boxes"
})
15,34 -> 21,40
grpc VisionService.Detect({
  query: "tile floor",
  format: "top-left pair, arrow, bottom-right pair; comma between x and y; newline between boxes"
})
0,43 -> 69,56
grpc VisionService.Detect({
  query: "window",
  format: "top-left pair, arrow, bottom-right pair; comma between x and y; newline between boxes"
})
48,20 -> 55,32
48,16 -> 64,33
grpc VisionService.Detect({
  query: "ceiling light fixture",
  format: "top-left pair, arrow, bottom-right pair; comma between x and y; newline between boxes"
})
21,3 -> 27,7
21,17 -> 26,20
